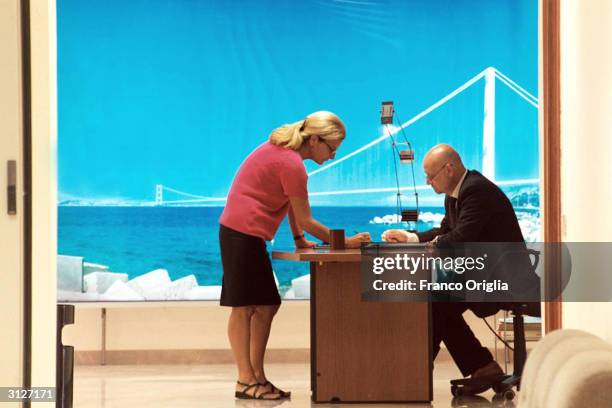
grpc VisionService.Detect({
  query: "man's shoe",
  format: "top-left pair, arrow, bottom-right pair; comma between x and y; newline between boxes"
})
473,360 -> 504,378
461,360 -> 505,395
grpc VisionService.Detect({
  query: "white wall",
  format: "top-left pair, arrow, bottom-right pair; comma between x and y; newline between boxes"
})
0,1 -> 25,404
63,302 -> 502,361
0,1 -> 57,405
30,0 -> 57,396
560,0 -> 612,342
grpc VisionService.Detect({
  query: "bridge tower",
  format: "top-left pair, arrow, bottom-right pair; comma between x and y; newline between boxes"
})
482,67 -> 496,182
155,184 -> 163,206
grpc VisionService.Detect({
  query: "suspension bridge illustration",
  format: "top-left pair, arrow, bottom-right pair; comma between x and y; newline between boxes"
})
154,67 -> 539,206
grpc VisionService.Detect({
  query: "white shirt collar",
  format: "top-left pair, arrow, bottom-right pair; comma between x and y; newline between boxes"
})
450,170 -> 468,199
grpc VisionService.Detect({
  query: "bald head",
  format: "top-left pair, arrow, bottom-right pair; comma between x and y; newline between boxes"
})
424,144 -> 464,168
423,144 -> 466,195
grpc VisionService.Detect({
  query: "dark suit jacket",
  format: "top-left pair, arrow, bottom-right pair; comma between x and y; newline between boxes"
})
416,170 -> 524,244
416,170 -> 529,317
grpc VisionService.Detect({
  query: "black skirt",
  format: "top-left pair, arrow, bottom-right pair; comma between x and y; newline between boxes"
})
219,224 -> 281,307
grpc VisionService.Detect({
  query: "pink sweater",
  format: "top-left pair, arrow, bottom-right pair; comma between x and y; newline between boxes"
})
220,142 -> 308,240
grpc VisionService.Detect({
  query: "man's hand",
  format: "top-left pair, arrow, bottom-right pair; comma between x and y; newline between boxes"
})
345,232 -> 371,249
425,235 -> 440,248
295,237 -> 317,249
381,229 -> 419,243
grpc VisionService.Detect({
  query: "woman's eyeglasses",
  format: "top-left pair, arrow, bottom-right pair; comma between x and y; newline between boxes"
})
320,139 -> 337,155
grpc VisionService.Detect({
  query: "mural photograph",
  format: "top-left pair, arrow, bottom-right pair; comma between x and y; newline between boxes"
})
57,0 -> 539,302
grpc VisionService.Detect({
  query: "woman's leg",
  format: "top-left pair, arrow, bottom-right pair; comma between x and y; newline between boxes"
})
228,305 -> 281,399
228,306 -> 257,385
250,304 -> 280,385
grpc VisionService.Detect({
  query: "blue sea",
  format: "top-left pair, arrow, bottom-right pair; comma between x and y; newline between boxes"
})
58,206 -> 447,292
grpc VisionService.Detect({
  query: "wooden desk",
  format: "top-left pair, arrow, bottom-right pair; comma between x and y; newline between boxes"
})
272,248 -> 432,403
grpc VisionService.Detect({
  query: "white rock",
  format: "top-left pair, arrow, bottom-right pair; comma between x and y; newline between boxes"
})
57,255 -> 84,292
291,274 -> 310,298
127,269 -> 171,298
184,285 -> 222,300
370,212 -> 444,225
419,211 -> 444,224
369,214 -> 404,224
101,280 -> 145,301
169,275 -> 198,299
84,272 -> 129,294
148,275 -> 198,300
83,262 -> 110,274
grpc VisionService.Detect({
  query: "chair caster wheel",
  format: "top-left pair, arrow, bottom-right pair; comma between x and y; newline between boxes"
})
492,384 -> 504,394
502,389 -> 515,400
450,385 -> 463,397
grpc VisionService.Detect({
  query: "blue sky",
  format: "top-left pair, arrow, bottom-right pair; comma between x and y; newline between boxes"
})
57,0 -> 538,205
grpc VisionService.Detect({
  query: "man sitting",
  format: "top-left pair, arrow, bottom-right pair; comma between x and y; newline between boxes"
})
384,144 -> 525,395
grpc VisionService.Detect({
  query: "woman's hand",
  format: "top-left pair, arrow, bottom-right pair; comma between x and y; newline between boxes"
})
295,237 -> 317,249
345,232 -> 371,248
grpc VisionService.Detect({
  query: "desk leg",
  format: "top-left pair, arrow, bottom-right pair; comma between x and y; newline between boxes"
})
310,262 -> 316,401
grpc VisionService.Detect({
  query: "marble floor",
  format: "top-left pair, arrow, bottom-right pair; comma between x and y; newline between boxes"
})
74,361 -> 517,408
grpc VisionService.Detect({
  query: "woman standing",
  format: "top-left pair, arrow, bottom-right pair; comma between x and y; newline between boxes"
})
219,111 -> 371,400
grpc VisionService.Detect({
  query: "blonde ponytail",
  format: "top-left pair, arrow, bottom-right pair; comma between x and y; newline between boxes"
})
268,119 -> 307,150
269,111 -> 346,150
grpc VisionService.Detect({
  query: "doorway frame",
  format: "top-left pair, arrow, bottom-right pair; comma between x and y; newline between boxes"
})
542,0 -> 562,332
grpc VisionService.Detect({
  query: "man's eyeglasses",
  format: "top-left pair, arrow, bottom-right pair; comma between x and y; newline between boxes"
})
425,162 -> 450,182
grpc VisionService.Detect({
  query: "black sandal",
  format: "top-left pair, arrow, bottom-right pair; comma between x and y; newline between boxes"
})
261,381 -> 291,399
235,381 -> 282,400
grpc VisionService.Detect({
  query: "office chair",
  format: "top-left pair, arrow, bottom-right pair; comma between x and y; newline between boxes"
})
450,301 -> 541,400
450,248 -> 542,401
